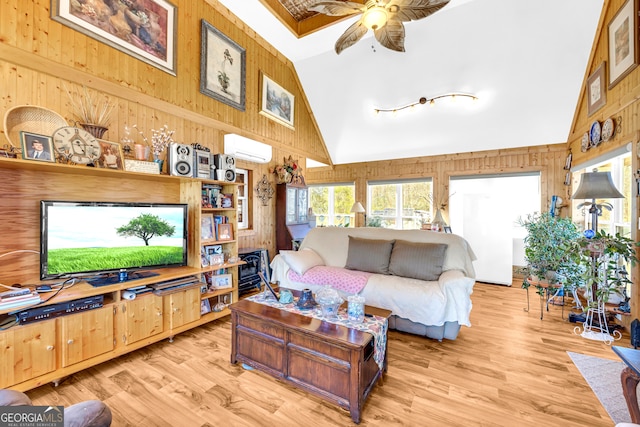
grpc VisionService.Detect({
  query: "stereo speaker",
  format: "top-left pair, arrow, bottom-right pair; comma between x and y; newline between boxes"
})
213,154 -> 236,181
168,143 -> 194,177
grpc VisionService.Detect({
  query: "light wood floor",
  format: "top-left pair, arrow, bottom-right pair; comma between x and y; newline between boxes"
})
26,282 -> 629,426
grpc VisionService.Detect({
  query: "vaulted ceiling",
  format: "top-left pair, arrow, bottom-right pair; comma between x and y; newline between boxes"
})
218,0 -> 604,165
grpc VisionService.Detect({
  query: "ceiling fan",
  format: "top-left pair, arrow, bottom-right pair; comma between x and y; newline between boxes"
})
308,0 -> 450,54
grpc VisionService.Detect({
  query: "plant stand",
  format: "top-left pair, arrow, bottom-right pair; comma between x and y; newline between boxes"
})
573,300 -> 622,344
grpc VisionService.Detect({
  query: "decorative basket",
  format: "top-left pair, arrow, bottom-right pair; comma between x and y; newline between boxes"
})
3,105 -> 68,148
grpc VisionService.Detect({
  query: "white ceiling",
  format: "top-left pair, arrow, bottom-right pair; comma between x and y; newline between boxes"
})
218,0 -> 604,165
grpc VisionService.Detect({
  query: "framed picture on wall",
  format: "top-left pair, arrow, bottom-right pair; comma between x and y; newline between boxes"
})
200,19 -> 246,111
587,62 -> 606,116
260,72 -> 295,129
51,0 -> 177,75
608,0 -> 639,88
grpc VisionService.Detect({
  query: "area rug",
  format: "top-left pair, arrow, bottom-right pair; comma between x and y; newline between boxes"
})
568,351 -> 631,424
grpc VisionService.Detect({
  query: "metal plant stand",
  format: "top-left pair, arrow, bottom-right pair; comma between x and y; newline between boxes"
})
574,300 -> 621,344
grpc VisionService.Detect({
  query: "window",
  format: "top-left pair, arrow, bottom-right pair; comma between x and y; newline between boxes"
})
308,184 -> 355,227
235,168 -> 251,230
571,153 -> 631,236
367,179 -> 433,229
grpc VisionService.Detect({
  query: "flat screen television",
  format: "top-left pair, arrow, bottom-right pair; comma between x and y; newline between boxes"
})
40,201 -> 188,283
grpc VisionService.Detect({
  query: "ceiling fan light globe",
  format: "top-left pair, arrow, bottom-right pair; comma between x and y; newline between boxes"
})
362,7 -> 388,30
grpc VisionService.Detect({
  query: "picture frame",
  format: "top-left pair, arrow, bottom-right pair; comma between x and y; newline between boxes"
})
211,273 -> 232,289
200,19 -> 246,111
201,213 -> 214,240
260,72 -> 295,129
20,132 -> 55,162
200,249 -> 209,268
204,244 -> 223,255
209,253 -> 225,266
217,223 -> 233,241
608,0 -> 639,88
97,140 -> 124,170
201,298 -> 211,315
587,62 -> 606,116
51,0 -> 177,75
443,226 -> 452,234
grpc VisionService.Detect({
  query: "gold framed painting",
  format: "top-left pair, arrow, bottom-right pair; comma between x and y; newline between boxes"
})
608,0 -> 639,88
260,72 -> 295,129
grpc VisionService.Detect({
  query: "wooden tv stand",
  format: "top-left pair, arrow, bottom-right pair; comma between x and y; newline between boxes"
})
230,299 -> 391,423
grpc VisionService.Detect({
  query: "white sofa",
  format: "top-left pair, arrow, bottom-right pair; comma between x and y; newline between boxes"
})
270,227 -> 477,340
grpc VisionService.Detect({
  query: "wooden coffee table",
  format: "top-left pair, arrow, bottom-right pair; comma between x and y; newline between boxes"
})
230,298 -> 391,423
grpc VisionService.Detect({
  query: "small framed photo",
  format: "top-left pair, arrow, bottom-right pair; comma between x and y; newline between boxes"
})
201,214 -> 214,240
201,298 -> 211,315
443,226 -> 452,234
211,273 -> 232,289
97,140 -> 124,170
260,71 -> 295,129
200,248 -> 210,268
20,132 -> 55,162
204,244 -> 223,255
221,193 -> 233,208
587,62 -> 606,116
209,253 -> 225,266
217,223 -> 233,241
608,0 -> 639,88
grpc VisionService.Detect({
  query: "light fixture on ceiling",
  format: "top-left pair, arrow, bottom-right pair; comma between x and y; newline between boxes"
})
309,0 -> 450,54
374,93 -> 478,114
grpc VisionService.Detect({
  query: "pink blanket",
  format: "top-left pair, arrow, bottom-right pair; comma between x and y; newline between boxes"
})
287,266 -> 372,294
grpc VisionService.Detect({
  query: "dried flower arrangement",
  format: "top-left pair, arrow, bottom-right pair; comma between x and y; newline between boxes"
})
132,124 -> 175,157
64,85 -> 115,129
270,155 -> 302,184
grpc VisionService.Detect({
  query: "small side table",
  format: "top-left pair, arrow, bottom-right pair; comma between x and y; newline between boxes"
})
612,345 -> 640,423
524,281 -> 564,320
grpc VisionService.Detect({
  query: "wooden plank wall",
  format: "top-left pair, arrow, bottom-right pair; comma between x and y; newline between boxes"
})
565,0 -> 640,322
306,144 -> 569,227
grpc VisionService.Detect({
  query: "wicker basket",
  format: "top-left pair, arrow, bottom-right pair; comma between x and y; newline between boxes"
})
3,105 -> 68,148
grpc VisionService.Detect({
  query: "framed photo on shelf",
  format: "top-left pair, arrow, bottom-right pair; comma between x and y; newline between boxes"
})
608,0 -> 639,88
201,214 -> 214,240
51,0 -> 177,75
221,193 -> 233,208
204,244 -> 223,255
443,226 -> 452,234
587,62 -> 606,116
200,19 -> 246,111
97,140 -> 124,170
20,132 -> 55,162
209,253 -> 225,266
200,248 -> 209,268
211,273 -> 232,289
217,223 -> 233,241
201,298 -> 211,315
260,71 -> 295,129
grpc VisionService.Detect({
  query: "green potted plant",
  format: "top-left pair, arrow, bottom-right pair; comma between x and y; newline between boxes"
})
520,212 -> 583,296
569,230 -> 638,307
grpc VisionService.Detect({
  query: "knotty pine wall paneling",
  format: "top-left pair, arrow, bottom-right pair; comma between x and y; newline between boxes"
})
566,0 -> 640,323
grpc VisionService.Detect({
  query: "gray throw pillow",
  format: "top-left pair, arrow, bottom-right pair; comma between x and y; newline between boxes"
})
344,236 -> 395,274
389,240 -> 448,281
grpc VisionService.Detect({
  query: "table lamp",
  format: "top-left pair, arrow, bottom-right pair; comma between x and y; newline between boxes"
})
571,169 -> 624,231
351,201 -> 366,227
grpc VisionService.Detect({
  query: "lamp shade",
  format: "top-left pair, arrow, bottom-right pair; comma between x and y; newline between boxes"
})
571,171 -> 624,200
351,202 -> 365,213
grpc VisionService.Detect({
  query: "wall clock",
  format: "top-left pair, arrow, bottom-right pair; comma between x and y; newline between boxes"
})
52,126 -> 102,164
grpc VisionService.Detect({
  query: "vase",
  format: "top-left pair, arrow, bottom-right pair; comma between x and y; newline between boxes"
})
153,155 -> 164,174
431,209 -> 447,232
80,123 -> 108,139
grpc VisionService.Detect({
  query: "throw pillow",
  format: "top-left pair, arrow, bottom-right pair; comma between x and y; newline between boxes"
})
280,248 -> 325,275
344,236 -> 395,274
389,240 -> 448,281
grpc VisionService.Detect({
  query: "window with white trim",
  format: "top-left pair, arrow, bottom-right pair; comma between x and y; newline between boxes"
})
235,168 -> 250,230
308,183 -> 356,227
367,179 -> 433,229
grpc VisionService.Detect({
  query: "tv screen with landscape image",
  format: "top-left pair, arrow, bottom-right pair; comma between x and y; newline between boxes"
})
40,201 -> 188,281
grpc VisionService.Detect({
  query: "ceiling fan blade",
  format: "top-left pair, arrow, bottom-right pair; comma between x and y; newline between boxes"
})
375,20 -> 405,52
308,1 -> 366,16
388,0 -> 450,22
335,20 -> 369,54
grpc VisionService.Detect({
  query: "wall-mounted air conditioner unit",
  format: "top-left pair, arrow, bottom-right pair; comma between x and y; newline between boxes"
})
224,134 -> 272,164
